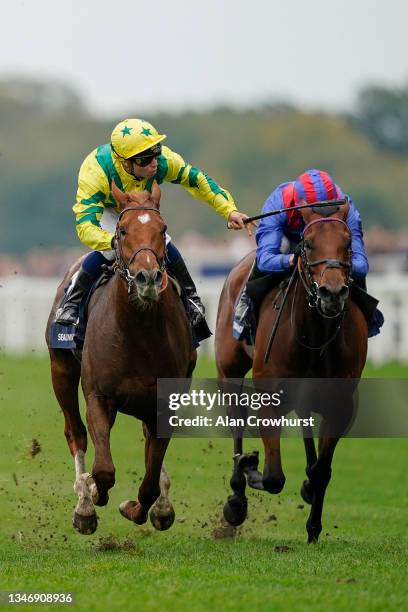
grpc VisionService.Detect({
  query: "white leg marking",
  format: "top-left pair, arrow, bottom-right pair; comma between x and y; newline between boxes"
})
151,465 -> 172,512
73,451 -> 98,516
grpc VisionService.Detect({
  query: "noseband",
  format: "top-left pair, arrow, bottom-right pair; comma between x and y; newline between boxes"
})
114,206 -> 167,293
299,217 -> 352,316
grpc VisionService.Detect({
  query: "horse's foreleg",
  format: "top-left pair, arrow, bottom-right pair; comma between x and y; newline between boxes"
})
50,351 -> 87,457
49,351 -> 97,535
141,424 -> 175,531
120,434 -> 170,525
305,398 -> 353,543
305,434 -> 338,543
219,375 -> 249,527
301,424 -> 317,505
72,453 -> 99,535
262,431 -> 286,494
149,464 -> 175,531
86,394 -> 116,507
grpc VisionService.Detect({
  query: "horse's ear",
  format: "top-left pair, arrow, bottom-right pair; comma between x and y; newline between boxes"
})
151,181 -> 161,209
338,198 -> 350,220
111,180 -> 130,211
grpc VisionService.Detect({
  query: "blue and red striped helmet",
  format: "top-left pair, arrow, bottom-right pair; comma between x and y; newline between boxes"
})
294,169 -> 343,204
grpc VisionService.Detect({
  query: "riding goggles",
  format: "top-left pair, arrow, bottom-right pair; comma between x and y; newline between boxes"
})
129,143 -> 162,166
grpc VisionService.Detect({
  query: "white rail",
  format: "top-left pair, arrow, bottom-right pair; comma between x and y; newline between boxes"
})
0,274 -> 406,364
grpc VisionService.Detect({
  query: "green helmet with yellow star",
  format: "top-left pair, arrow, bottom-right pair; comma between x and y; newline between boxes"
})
110,118 -> 166,159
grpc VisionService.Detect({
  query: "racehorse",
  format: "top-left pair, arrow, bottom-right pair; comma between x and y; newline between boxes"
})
46,182 -> 196,535
215,202 -> 368,542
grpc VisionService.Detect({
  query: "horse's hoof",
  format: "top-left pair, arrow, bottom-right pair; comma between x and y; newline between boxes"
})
94,491 -> 109,507
72,511 -> 98,535
246,469 -> 264,490
307,534 -> 319,544
119,500 -> 147,524
301,479 -> 313,505
262,474 -> 286,494
223,495 -> 247,527
149,504 -> 175,531
306,519 -> 321,543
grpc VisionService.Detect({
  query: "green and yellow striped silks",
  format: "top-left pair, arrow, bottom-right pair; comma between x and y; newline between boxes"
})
73,144 -> 237,251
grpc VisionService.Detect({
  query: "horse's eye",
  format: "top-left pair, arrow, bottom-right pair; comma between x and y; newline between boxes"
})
162,225 -> 168,234
120,228 -> 127,237
346,239 -> 352,249
304,240 -> 312,250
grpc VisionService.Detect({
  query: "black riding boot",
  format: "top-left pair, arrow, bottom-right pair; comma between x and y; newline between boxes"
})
233,262 -> 258,338
55,266 -> 95,326
167,258 -> 205,326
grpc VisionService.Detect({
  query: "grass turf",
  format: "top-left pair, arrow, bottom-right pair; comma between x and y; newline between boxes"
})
0,355 -> 407,611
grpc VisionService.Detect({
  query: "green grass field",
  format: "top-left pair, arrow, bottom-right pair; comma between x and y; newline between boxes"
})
0,355 -> 407,611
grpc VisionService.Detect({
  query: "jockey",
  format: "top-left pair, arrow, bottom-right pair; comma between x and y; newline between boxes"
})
234,168 -> 383,339
56,118 -> 252,327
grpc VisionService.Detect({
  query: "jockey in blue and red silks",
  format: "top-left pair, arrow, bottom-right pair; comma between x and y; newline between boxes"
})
233,168 -> 383,340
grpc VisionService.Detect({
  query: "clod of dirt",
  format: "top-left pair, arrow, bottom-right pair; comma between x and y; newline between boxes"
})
122,538 -> 138,551
30,439 -> 41,458
211,517 -> 241,540
95,536 -> 120,551
95,535 -> 138,552
297,504 -> 304,509
267,514 -> 277,522
336,577 -> 356,584
274,545 -> 292,553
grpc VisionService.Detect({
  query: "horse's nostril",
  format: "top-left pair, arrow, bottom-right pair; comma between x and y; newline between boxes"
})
135,270 -> 149,284
319,284 -> 349,302
318,285 -> 331,300
135,269 -> 162,285
339,285 -> 349,300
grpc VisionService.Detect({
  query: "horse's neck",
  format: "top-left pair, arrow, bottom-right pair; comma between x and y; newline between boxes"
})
110,274 -> 166,337
293,279 -> 341,344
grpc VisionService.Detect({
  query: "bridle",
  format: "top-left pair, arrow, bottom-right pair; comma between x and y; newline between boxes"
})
264,213 -> 353,362
298,217 -> 352,318
114,206 -> 167,293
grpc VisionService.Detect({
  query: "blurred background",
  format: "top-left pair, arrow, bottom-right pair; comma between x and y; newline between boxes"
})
1,0 -> 408,363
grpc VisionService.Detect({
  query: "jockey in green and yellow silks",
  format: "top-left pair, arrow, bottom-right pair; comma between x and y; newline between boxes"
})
55,118 -> 254,329
73,119 -> 237,250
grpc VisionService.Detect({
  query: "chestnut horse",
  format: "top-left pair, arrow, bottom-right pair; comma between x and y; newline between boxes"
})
46,183 -> 196,535
215,202 -> 368,542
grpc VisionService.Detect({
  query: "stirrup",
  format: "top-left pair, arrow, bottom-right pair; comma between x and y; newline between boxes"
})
233,290 -> 251,340
188,297 -> 205,327
54,306 -> 79,326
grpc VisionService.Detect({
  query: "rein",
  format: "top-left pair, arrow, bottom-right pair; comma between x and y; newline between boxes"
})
114,206 -> 167,293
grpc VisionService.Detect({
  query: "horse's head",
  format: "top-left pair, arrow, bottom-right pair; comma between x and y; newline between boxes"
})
111,181 -> 168,306
299,200 -> 351,317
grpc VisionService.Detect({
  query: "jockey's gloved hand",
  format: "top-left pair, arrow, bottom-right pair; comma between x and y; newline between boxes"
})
227,211 -> 257,236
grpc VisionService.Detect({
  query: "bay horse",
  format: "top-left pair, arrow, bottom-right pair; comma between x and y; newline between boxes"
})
215,202 -> 368,542
46,183 -> 196,535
